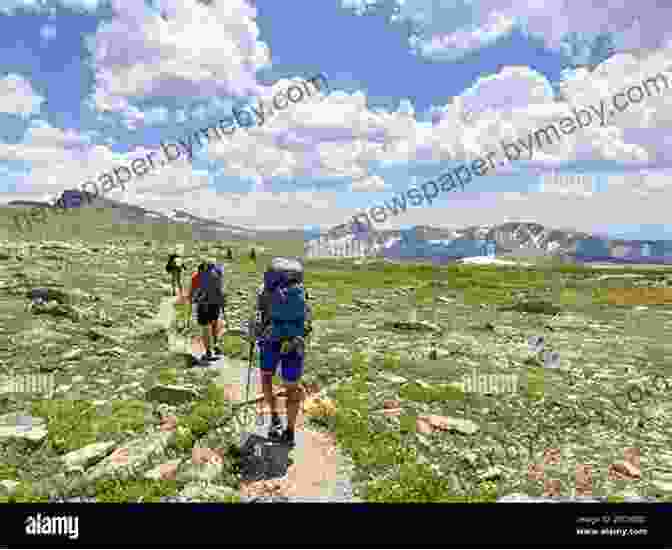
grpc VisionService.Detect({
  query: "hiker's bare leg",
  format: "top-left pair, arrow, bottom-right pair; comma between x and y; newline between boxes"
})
171,273 -> 179,296
201,325 -> 210,352
284,382 -> 302,432
261,371 -> 277,415
210,320 -> 218,349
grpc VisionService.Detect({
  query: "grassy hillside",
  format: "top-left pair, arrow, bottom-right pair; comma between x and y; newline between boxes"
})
1,205 -> 671,502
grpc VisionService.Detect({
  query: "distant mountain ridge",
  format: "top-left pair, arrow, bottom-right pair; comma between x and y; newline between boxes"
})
4,191 -> 295,242
318,221 -> 672,264
5,192 -> 672,263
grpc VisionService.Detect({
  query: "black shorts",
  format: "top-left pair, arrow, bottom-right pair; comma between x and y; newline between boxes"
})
196,304 -> 221,325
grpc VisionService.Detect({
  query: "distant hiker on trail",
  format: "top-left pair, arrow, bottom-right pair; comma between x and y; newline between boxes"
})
250,248 -> 256,261
254,257 -> 312,447
190,257 -> 226,363
226,248 -> 233,260
166,244 -> 185,296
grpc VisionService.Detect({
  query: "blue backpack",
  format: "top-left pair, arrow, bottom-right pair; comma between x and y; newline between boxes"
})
194,264 -> 225,306
263,261 -> 306,341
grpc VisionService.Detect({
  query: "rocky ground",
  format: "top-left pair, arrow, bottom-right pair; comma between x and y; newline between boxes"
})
0,234 -> 671,503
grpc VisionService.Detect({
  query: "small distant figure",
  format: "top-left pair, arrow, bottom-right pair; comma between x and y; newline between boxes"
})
250,248 -> 256,261
166,244 -> 185,296
26,288 -> 50,311
226,248 -> 233,260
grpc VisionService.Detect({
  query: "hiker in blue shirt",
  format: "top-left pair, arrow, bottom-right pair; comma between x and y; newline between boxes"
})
190,257 -> 226,362
254,257 -> 312,447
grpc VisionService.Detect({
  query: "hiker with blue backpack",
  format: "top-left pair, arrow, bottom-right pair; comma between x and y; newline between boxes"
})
253,257 -> 312,447
189,257 -> 226,363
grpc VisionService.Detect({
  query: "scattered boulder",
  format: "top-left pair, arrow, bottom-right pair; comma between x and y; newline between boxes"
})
84,431 -> 173,482
159,415 -> 178,432
496,493 -> 561,503
651,479 -> 672,494
607,447 -> 641,481
177,482 -> 237,502
26,287 -> 70,305
191,447 -> 224,466
144,459 -> 182,481
98,347 -> 128,358
0,413 -> 48,443
608,461 -> 641,480
86,327 -> 124,345
500,300 -> 561,316
379,373 -> 408,384
416,414 -> 479,436
61,441 -> 117,472
61,348 -> 84,361
388,320 -> 442,333
352,298 -> 378,310
177,448 -> 224,483
301,382 -> 320,396
0,480 -> 20,495
31,302 -> 83,322
303,396 -> 337,418
381,399 -> 402,417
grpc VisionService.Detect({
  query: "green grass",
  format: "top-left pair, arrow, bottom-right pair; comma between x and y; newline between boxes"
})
156,368 -> 179,386
219,334 -> 244,358
523,366 -> 546,400
30,399 -> 153,454
0,462 -> 19,481
176,383 -> 234,452
0,481 -> 50,503
326,352 -> 498,502
399,381 -> 466,404
91,477 -> 181,503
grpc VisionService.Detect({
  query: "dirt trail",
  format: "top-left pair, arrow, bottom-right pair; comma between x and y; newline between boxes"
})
170,292 -> 353,502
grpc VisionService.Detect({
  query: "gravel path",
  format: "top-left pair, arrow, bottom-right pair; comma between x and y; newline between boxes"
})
198,357 -> 361,503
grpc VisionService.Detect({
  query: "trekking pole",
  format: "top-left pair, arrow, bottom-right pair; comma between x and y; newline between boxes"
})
245,336 -> 255,405
239,316 -> 257,450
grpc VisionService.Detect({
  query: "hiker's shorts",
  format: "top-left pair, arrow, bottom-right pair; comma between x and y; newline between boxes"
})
258,339 -> 304,383
196,304 -> 221,325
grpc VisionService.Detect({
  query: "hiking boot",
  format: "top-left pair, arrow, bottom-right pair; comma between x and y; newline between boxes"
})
279,428 -> 295,448
268,415 -> 283,439
203,350 -> 215,361
191,355 -> 210,367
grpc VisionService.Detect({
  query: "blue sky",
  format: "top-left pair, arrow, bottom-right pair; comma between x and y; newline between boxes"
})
0,0 -> 671,239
